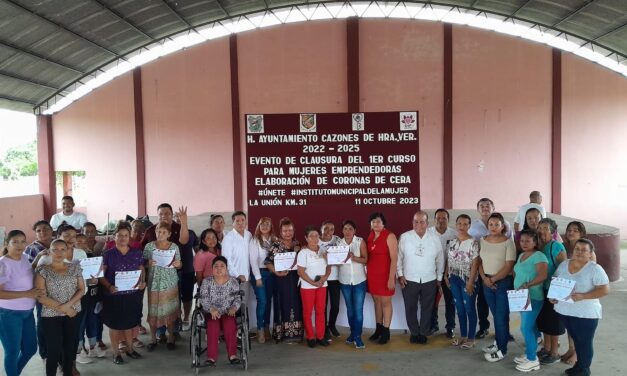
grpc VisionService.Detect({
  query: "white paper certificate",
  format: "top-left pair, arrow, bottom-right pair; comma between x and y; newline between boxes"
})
547,277 -> 576,303
326,246 -> 351,265
507,289 -> 532,312
115,270 -> 142,292
80,257 -> 103,279
274,252 -> 297,272
152,249 -> 176,268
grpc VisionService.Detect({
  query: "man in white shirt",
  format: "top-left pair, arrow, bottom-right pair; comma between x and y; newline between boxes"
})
513,190 -> 547,232
221,211 -> 253,294
398,211 -> 444,344
427,209 -> 457,339
49,196 -> 88,231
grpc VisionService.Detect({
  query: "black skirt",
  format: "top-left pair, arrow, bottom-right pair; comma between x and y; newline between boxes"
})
537,297 -> 565,335
102,291 -> 143,330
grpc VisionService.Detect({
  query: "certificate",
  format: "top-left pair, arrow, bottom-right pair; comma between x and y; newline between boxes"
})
547,277 -> 576,303
274,252 -> 297,272
115,270 -> 142,292
507,289 -> 531,312
80,257 -> 103,279
326,246 -> 351,265
152,249 -> 176,268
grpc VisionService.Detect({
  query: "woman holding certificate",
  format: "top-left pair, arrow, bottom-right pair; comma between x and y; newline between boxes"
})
35,239 -> 85,376
338,220 -> 368,349
99,222 -> 146,364
512,229 -> 548,372
551,239 -> 609,376
366,212 -> 398,345
478,213 -> 516,362
297,226 -> 331,348
536,218 -> 567,365
143,222 -> 182,351
264,217 -> 303,343
0,230 -> 41,376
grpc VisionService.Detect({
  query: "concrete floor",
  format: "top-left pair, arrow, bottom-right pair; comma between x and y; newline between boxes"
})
14,249 -> 627,376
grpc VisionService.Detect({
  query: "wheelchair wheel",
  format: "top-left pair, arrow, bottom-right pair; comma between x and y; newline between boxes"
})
190,309 -> 205,375
238,303 -> 249,370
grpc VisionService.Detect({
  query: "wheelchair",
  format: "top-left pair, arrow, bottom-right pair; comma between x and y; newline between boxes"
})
190,287 -> 250,374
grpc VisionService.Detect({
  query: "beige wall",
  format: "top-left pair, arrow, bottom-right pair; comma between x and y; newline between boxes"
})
52,73 -> 137,227
0,195 -> 44,243
562,53 -> 627,236
38,19 -> 626,236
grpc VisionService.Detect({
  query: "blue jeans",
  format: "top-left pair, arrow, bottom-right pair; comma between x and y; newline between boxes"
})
520,299 -> 543,360
251,269 -> 275,330
483,276 -> 512,354
449,275 -> 478,339
339,281 -> 367,338
77,296 -> 98,349
0,307 -> 38,376
562,314 -> 598,372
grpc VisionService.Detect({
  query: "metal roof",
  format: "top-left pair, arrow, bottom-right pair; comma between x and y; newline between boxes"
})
0,0 -> 626,114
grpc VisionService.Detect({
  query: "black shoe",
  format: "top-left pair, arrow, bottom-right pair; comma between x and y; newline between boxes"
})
446,329 -> 455,339
428,326 -> 439,336
377,326 -> 390,345
229,357 -> 241,365
307,339 -> 317,348
113,355 -> 124,364
316,338 -> 330,347
417,335 -> 428,344
146,342 -> 157,352
125,351 -> 141,359
368,323 -> 383,342
409,335 -> 419,344
204,359 -> 216,367
476,329 -> 489,339
329,326 -> 340,337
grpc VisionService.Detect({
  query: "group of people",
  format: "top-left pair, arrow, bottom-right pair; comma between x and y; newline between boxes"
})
0,192 -> 611,376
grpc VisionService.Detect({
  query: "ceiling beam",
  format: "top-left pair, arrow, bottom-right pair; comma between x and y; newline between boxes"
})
0,94 -> 37,106
160,0 -> 194,28
0,39 -> 86,75
5,0 -> 121,58
0,70 -> 60,91
592,22 -> 627,42
91,0 -> 155,40
215,0 -> 231,17
551,0 -> 595,28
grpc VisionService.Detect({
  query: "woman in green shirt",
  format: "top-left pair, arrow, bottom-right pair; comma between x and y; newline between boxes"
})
512,229 -> 548,372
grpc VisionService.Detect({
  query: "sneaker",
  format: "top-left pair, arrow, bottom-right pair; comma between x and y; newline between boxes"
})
181,321 -> 191,332
537,348 -> 549,358
482,342 -> 498,354
88,346 -> 106,358
132,338 -> 144,348
485,350 -> 505,362
539,354 -> 560,365
307,339 -> 316,348
476,328 -> 489,339
345,335 -> 354,344
514,354 -> 530,364
354,337 -> 365,349
516,358 -> 540,372
316,338 -> 330,347
76,349 -> 93,364
446,329 -> 455,339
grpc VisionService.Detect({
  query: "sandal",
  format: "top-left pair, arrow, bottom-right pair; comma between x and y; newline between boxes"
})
460,341 -> 475,350
205,359 -> 216,367
229,357 -> 241,365
450,338 -> 463,346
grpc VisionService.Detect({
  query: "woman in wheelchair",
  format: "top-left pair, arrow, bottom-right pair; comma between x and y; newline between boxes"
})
198,256 -> 241,366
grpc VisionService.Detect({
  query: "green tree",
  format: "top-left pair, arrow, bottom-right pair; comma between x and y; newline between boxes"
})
1,140 -> 38,179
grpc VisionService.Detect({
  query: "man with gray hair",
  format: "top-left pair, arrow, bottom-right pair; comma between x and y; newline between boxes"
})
397,211 -> 444,345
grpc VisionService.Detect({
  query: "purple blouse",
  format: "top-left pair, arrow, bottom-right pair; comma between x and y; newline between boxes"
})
0,254 -> 36,310
103,247 -> 143,295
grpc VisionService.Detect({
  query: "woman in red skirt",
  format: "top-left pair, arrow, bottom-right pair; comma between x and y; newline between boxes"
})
366,212 -> 398,344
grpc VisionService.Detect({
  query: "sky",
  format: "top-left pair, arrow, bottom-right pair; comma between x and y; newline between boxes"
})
0,108 -> 36,156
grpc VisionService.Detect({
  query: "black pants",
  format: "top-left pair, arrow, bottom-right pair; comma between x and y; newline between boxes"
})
42,315 -> 79,376
477,278 -> 490,331
325,280 -> 341,329
402,280 -> 437,336
431,278 -> 456,330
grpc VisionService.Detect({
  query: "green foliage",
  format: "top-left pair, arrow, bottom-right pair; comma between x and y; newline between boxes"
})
0,140 -> 38,179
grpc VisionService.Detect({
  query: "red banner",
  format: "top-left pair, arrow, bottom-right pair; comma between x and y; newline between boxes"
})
245,111 -> 420,238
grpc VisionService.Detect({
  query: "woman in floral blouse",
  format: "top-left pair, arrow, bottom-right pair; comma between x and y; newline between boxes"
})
199,256 -> 241,366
